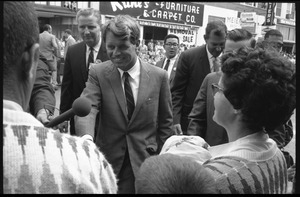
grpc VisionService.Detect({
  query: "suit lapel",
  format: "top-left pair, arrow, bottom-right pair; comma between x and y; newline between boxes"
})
169,55 -> 179,84
78,43 -> 88,81
106,64 -> 128,119
96,42 -> 109,62
129,60 -> 150,123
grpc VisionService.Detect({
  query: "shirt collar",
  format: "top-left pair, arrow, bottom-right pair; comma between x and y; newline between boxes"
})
167,54 -> 178,61
66,35 -> 71,41
118,58 -> 140,79
206,45 -> 222,60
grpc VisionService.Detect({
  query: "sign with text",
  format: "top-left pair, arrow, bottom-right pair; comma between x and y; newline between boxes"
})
169,29 -> 196,47
100,2 -> 204,27
240,12 -> 257,23
262,3 -> 276,26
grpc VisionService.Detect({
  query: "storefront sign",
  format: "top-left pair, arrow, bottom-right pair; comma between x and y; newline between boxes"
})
100,2 -> 204,26
240,12 -> 256,23
262,3 -> 276,26
138,20 -> 190,30
169,29 -> 196,47
226,17 -> 241,30
277,18 -> 295,26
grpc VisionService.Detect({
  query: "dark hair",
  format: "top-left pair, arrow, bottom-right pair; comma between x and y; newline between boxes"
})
264,29 -> 283,39
64,29 -> 72,35
221,47 -> 296,131
227,28 -> 252,42
205,20 -> 227,38
4,2 -> 39,80
43,24 -> 51,31
135,154 -> 217,194
102,15 -> 140,45
163,34 -> 179,44
227,28 -> 256,49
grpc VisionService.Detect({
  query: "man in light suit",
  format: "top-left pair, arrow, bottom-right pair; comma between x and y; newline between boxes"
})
75,15 -> 174,194
63,29 -> 76,60
60,8 -> 109,135
39,24 -> 58,87
187,29 -> 255,146
171,20 -> 227,135
155,34 -> 180,86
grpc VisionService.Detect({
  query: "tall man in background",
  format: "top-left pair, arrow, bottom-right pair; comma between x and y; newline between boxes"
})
39,24 -> 58,88
187,29 -> 256,146
60,8 -> 109,135
171,20 -> 227,135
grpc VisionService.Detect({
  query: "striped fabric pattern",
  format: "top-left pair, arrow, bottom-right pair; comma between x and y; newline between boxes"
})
203,152 -> 288,194
3,120 -> 118,193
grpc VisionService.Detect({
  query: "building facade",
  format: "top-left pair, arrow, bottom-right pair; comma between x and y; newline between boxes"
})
32,1 -> 296,53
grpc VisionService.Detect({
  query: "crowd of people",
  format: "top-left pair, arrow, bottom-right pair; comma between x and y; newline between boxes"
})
3,2 -> 296,194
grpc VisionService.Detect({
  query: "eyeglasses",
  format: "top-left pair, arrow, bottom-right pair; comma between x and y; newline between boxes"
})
165,43 -> 178,47
211,83 -> 224,95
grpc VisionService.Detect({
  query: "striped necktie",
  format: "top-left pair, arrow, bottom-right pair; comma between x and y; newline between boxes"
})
212,57 -> 220,72
87,47 -> 94,70
164,59 -> 170,71
123,72 -> 135,120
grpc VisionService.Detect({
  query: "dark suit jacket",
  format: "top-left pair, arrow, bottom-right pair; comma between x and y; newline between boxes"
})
171,44 -> 211,131
29,57 -> 55,116
155,56 -> 179,85
187,72 -> 228,146
75,59 -> 174,177
60,41 -> 109,134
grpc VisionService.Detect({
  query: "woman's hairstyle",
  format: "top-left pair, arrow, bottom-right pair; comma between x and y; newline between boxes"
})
135,154 -> 217,194
102,15 -> 140,46
221,47 -> 295,131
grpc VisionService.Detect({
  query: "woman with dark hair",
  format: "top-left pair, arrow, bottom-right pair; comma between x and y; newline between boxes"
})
203,47 -> 296,194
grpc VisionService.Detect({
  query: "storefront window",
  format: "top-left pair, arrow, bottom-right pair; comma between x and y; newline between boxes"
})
276,3 -> 282,17
35,1 -> 47,5
291,3 -> 295,20
49,2 -> 61,6
78,1 -> 88,9
90,2 -> 100,10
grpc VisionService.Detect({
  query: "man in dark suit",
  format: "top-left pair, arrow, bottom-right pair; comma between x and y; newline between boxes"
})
74,15 -> 174,194
187,29 -> 255,146
171,20 -> 227,135
60,8 -> 109,135
155,34 -> 180,85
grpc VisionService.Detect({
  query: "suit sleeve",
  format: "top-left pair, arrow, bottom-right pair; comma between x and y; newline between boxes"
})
60,48 -> 73,114
157,70 -> 175,152
74,64 -> 101,138
30,59 -> 56,116
170,52 -> 189,124
187,75 -> 208,137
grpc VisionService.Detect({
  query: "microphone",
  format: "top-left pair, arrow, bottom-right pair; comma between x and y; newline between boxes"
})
45,97 -> 91,128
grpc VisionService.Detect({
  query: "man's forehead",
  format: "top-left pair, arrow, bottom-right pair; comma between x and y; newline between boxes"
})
266,35 -> 283,43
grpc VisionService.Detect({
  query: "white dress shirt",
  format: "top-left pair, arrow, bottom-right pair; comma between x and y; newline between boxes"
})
85,39 -> 102,67
206,45 -> 221,72
163,54 -> 178,78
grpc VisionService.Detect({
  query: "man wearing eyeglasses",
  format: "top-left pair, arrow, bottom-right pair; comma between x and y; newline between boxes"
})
155,34 -> 180,85
187,29 -> 255,146
171,20 -> 227,135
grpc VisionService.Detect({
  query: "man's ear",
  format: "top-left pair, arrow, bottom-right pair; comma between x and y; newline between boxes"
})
21,43 -> 39,78
203,34 -> 207,43
136,39 -> 140,47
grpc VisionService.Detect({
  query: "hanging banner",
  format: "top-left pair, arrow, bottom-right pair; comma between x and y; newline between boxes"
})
262,2 -> 276,26
100,2 -> 204,27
